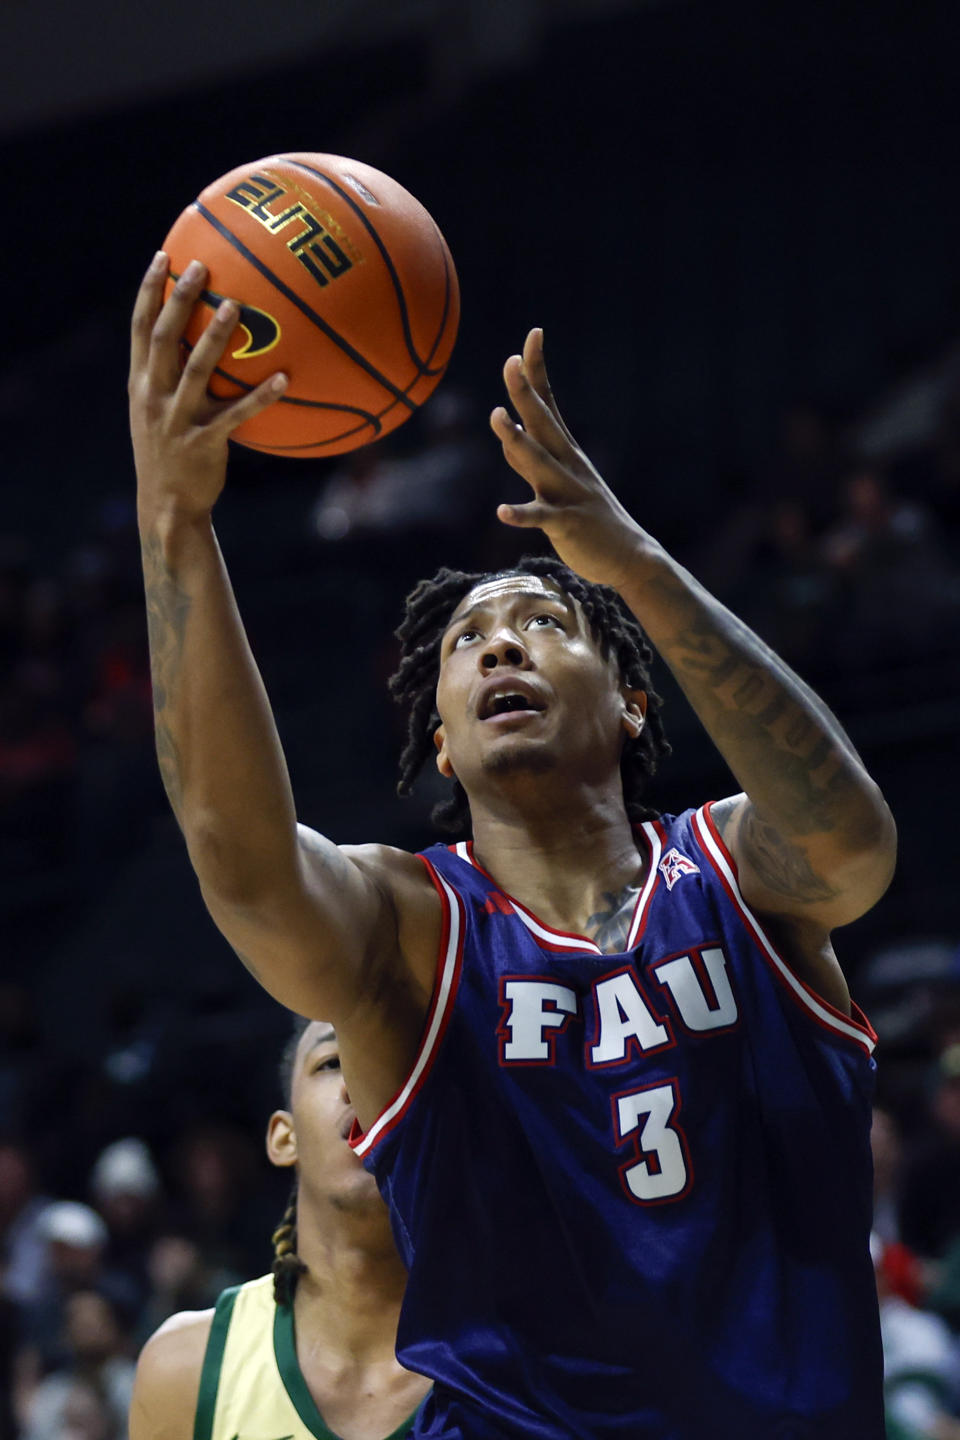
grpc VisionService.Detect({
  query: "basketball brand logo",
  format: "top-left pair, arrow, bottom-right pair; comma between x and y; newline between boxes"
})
198,284 -> 280,359
658,848 -> 700,891
226,173 -> 359,290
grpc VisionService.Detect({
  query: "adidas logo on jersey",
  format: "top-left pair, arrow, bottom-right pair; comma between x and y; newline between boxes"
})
658,847 -> 700,891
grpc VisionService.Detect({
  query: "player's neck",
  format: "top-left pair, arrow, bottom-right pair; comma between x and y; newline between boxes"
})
469,792 -> 646,941
294,1206 -> 407,1365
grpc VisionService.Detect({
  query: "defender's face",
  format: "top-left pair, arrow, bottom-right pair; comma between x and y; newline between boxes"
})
434,576 -> 643,796
267,1022 -> 381,1214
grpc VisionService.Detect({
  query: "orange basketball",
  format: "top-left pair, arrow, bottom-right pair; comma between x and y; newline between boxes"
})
161,153 -> 460,457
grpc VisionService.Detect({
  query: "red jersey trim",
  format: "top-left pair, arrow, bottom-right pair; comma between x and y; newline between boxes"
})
691,803 -> 877,1056
349,856 -> 465,1159
455,826 -> 660,956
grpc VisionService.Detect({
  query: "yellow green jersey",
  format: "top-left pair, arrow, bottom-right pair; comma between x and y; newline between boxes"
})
193,1275 -> 426,1440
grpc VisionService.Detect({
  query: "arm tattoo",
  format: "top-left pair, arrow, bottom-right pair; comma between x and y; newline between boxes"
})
142,532 -> 192,822
647,571 -> 867,841
736,807 -> 841,904
585,883 -> 641,953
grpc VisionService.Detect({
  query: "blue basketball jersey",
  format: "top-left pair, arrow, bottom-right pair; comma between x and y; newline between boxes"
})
350,805 -> 883,1439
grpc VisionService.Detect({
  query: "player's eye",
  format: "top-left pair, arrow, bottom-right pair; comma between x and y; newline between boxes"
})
454,627 -> 482,647
528,613 -> 564,630
315,1056 -> 341,1072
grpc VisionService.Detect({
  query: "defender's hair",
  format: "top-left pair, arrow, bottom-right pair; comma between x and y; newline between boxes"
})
271,1181 -> 306,1307
389,554 -> 670,833
271,1016 -> 311,1306
277,1015 -> 312,1110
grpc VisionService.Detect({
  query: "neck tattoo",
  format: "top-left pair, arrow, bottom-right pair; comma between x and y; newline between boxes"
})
584,881 -> 641,954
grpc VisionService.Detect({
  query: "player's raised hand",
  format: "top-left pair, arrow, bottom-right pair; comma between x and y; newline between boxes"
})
490,328 -> 651,591
129,253 -> 287,521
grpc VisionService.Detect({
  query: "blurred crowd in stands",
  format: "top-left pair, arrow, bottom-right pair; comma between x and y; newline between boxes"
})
2,331 -> 960,1438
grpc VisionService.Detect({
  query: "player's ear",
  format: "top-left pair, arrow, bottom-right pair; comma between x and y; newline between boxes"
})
621,688 -> 647,740
266,1110 -> 297,1169
434,723 -> 455,779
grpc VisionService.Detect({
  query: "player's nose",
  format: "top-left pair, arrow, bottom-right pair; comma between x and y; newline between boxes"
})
480,629 -> 531,672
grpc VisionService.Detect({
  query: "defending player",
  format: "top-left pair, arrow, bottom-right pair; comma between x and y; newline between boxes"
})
130,255 -> 897,1437
129,1018 -> 430,1440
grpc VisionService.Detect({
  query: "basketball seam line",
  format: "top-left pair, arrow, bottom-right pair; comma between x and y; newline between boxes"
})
194,202 -> 418,411
202,356 -> 446,450
284,157 -> 450,378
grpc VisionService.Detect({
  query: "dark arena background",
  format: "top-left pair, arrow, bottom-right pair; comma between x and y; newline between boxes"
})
2,1 -> 960,1434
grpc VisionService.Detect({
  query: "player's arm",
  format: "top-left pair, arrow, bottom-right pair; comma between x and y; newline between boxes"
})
130,254 -> 431,1028
129,1310 -> 210,1440
491,330 -> 896,935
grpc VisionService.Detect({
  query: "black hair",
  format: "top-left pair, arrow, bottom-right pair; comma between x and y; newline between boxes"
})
389,554 -> 670,833
277,1014 -> 312,1110
271,1015 -> 311,1306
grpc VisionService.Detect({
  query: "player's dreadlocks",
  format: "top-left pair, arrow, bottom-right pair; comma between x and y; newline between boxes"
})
389,555 -> 670,834
271,1016 -> 310,1307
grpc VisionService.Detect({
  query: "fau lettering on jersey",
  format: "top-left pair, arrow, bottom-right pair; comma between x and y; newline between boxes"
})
350,805 -> 883,1440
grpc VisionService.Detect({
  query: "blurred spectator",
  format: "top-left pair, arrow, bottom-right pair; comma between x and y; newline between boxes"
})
0,1140 -> 50,1309
901,1045 -> 960,1264
820,464 -> 959,668
18,1201 -> 137,1378
89,1140 -> 163,1320
311,390 -> 485,550
23,1202 -> 108,1360
81,603 -> 152,747
872,1104 -> 927,1319
166,1122 -> 262,1281
875,1233 -> 960,1440
767,400 -> 843,525
873,1105 -> 905,1248
40,1376 -> 119,1440
731,497 -> 838,665
135,1234 -> 222,1345
0,659 -> 77,871
21,1290 -> 134,1440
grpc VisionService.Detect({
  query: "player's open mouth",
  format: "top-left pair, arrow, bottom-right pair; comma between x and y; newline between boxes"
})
477,679 -> 547,720
484,694 -> 544,718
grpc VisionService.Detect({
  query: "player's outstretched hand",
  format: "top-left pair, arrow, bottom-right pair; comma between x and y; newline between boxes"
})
129,253 -> 287,521
490,329 -> 650,591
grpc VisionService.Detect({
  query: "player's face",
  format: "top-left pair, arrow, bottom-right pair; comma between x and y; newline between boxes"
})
267,1022 -> 382,1217
434,576 -> 644,798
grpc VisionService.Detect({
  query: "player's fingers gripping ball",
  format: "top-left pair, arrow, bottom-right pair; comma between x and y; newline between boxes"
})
161,153 -> 460,457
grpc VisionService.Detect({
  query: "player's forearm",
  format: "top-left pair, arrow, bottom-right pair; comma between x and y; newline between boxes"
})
140,507 -> 301,902
619,544 -> 893,858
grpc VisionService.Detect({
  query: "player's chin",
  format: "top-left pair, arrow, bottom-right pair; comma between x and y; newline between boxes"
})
480,740 -> 558,777
329,1163 -> 383,1209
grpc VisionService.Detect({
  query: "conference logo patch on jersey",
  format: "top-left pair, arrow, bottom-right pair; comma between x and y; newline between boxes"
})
658,847 -> 700,891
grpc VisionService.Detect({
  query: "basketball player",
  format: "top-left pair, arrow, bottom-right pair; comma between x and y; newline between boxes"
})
129,254 -> 897,1437
128,1018 -> 430,1440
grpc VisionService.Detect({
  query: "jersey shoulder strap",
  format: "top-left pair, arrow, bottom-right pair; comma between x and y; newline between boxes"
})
193,1284 -> 240,1440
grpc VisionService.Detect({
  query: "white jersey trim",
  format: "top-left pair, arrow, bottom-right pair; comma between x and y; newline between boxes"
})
691,805 -> 876,1055
627,821 -> 664,950
507,902 -> 602,953
350,862 -> 464,1158
455,827 -> 660,955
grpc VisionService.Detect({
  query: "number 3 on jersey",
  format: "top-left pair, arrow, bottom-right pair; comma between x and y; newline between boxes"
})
613,1079 -> 692,1205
